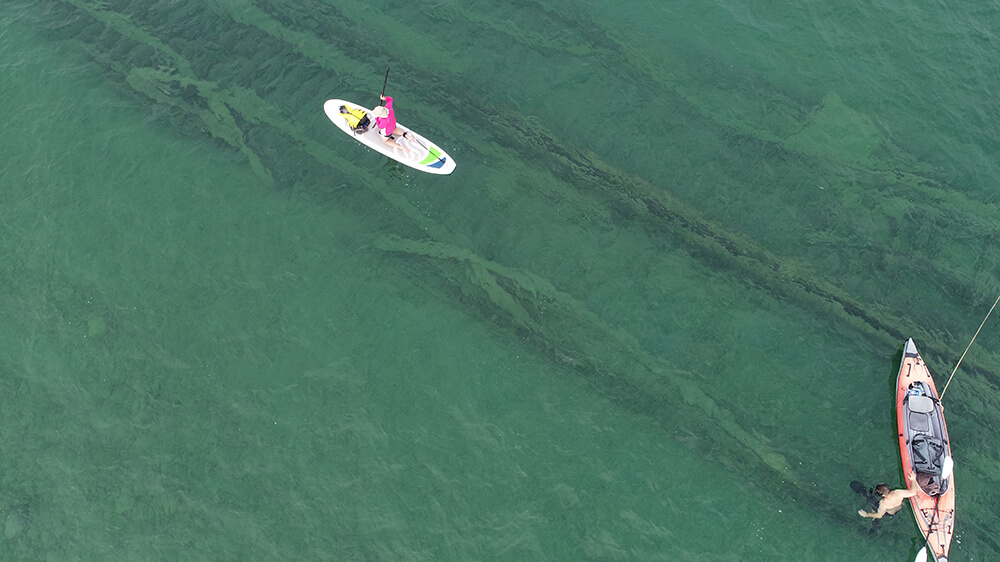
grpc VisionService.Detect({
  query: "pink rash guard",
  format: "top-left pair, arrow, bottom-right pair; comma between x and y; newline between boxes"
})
375,96 -> 397,137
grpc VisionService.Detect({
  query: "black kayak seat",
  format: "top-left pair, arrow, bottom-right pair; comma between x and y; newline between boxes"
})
909,411 -> 930,432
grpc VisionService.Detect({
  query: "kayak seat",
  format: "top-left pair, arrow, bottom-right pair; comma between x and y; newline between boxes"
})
909,411 -> 931,432
907,395 -> 934,433
909,395 -> 934,413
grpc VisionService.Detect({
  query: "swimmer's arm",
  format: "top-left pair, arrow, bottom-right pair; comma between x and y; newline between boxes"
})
902,472 -> 920,498
858,505 -> 887,519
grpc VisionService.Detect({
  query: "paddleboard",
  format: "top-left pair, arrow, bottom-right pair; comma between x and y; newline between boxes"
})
323,99 -> 456,175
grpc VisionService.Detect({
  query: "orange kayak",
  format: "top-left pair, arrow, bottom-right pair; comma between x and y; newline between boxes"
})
896,338 -> 955,562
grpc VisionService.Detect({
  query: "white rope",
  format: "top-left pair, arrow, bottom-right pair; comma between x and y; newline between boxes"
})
939,292 -> 1000,401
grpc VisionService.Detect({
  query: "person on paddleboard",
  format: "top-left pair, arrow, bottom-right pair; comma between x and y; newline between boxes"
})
857,471 -> 920,523
372,94 -> 414,152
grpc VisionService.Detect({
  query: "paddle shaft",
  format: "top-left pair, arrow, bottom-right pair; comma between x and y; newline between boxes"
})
914,494 -> 945,562
402,133 -> 446,166
380,66 -> 390,103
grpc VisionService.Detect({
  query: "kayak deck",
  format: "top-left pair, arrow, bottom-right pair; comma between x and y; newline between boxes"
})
896,338 -> 955,562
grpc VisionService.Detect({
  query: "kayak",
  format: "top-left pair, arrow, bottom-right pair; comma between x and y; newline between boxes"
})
896,338 -> 955,562
323,99 -> 456,175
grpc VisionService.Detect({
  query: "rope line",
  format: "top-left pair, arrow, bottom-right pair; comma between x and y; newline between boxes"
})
940,292 -> 1000,401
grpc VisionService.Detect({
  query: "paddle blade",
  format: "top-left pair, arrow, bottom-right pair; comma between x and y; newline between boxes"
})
914,546 -> 927,562
941,456 -> 954,481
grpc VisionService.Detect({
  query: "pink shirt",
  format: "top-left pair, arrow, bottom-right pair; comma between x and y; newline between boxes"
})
375,96 -> 397,136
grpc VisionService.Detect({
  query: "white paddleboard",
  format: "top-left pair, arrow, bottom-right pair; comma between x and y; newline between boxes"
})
323,99 -> 456,175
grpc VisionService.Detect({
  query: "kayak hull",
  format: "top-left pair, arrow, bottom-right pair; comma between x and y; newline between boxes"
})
323,99 -> 456,175
896,338 -> 954,562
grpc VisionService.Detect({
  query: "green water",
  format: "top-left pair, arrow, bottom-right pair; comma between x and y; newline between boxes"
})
2,0 -> 999,560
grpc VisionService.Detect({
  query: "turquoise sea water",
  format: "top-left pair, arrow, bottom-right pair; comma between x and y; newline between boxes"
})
2,1 -> 999,560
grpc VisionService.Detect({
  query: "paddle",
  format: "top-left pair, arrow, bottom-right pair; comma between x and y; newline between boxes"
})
940,456 -> 954,481
375,66 -> 448,167
912,459 -> 953,562
399,131 -> 447,166
379,66 -> 390,105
